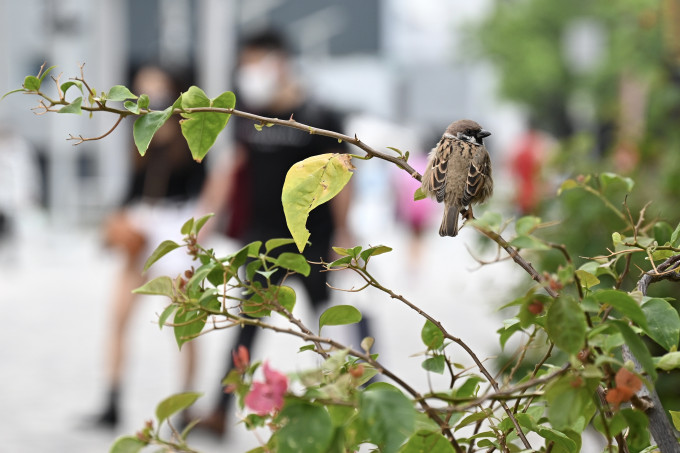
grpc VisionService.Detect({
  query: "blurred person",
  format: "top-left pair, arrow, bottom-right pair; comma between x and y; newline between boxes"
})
394,149 -> 435,266
93,65 -> 206,427
509,119 -> 556,215
193,29 -> 354,436
0,124 -> 41,259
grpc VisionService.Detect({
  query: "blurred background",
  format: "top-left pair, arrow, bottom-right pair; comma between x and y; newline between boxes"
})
1,0 -> 679,451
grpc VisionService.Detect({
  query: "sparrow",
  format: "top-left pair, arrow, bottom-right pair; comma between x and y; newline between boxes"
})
421,119 -> 493,237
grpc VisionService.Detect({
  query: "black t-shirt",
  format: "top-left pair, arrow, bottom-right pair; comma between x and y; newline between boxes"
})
123,123 -> 206,205
233,100 -> 346,242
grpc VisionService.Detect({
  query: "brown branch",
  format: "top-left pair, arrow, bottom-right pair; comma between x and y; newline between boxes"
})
473,226 -> 559,299
632,254 -> 680,453
355,267 -> 533,450
177,106 -> 421,179
67,114 -> 125,145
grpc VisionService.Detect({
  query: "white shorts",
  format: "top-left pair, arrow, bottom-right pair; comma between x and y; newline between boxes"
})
126,200 -> 198,278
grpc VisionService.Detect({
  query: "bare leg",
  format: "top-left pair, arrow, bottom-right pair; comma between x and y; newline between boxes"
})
107,264 -> 144,386
181,338 -> 197,391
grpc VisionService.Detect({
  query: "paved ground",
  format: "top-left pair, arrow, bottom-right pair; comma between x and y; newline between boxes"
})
0,206 -> 526,452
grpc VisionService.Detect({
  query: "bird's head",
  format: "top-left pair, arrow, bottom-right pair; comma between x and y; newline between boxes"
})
444,119 -> 491,146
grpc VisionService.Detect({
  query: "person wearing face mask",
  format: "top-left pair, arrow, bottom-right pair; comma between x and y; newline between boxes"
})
193,29 -> 353,436
92,65 -> 206,428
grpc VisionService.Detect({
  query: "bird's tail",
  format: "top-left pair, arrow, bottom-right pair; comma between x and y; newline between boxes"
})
439,205 -> 460,237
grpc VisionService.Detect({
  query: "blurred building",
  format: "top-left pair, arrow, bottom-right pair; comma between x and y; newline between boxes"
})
0,0 -> 515,227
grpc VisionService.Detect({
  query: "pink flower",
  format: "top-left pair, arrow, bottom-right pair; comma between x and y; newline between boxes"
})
232,345 -> 250,373
244,362 -> 288,415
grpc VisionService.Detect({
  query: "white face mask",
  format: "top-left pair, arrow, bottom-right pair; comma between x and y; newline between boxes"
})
236,55 -> 280,110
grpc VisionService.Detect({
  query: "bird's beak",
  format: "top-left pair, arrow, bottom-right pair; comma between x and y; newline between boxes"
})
478,129 -> 491,138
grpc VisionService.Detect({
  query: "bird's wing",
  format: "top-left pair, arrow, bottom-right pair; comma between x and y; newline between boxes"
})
462,147 -> 491,207
426,138 -> 452,203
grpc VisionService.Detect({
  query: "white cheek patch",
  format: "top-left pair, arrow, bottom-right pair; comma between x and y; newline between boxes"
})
457,133 -> 474,143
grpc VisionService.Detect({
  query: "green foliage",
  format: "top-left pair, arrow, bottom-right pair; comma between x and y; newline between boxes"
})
108,436 -> 146,453
319,305 -> 362,332
546,296 -> 587,355
359,384 -> 416,453
155,391 -> 202,425
282,153 -> 354,252
179,86 -> 235,162
13,67 -> 680,453
133,103 -> 178,155
273,401 -> 334,453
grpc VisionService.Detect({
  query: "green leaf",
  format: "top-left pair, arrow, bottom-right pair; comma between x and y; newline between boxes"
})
497,318 -> 523,350
421,356 -> 446,374
413,187 -> 427,201
156,304 -> 177,332
671,222 -> 680,247
174,308 -> 206,348
545,374 -> 597,431
399,430 -> 455,453
558,178 -> 579,195
546,296 -> 587,355
516,215 -> 541,235
332,246 -> 351,256
467,211 -> 502,232
592,412 -> 627,438
653,221 -> 673,245
38,65 -> 56,83
328,255 -> 352,268
613,320 -> 657,382
534,426 -> 577,453
319,305 -> 362,331
276,285 -> 297,313
143,240 -> 181,272
299,344 -> 316,353
574,269 -> 600,289
137,94 -> 150,110
181,217 -> 194,235
620,408 -> 649,451
600,172 -> 634,193
328,405 -> 356,427
592,290 -> 648,330
359,387 -> 415,453
282,153 -> 354,252
275,252 -> 311,277
246,260 -> 263,281
265,238 -> 296,253
1,88 -> 26,101
360,245 -> 393,262
60,80 -> 83,96
124,100 -> 139,114
455,409 -> 493,431
509,235 -> 550,250
670,410 -> 680,431
155,391 -> 202,425
58,96 -> 82,115
107,85 -> 137,102
274,401 -> 334,453
132,276 -> 174,297
180,87 -> 235,162
133,104 -> 176,155
23,75 -> 40,91
454,376 -> 484,399
656,351 -> 680,370
192,213 -> 214,235
185,262 -> 216,294
108,436 -> 147,453
641,297 -> 680,351
421,320 -> 444,350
